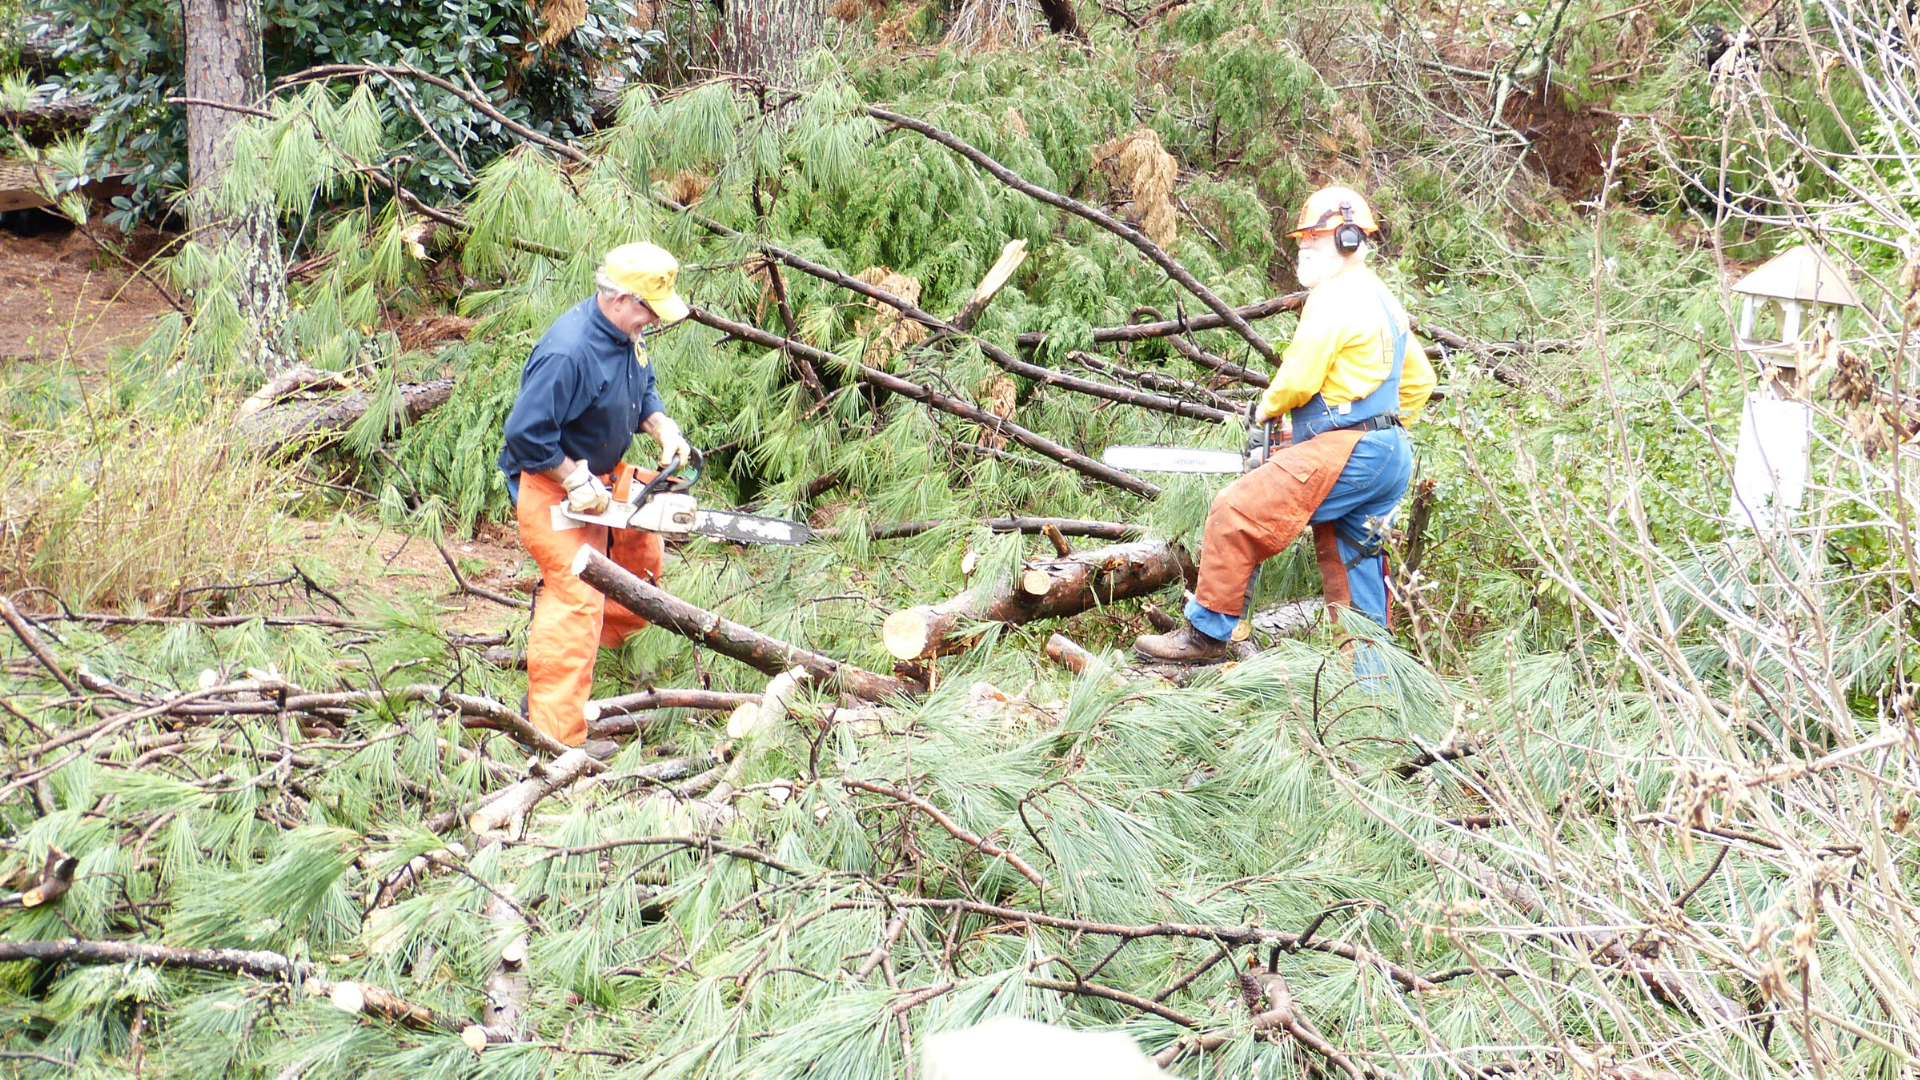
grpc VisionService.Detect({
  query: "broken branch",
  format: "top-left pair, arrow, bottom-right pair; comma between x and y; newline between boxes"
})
572,547 -> 913,701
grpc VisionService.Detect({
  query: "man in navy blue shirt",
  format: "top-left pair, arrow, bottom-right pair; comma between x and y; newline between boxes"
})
498,242 -> 693,752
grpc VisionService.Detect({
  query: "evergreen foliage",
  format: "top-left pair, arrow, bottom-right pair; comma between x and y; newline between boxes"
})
5,0 -> 1920,1076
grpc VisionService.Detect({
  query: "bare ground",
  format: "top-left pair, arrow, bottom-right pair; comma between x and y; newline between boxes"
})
280,516 -> 534,638
0,217 -> 179,366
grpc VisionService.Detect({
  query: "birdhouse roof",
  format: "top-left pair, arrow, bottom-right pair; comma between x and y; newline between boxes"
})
1732,245 -> 1862,306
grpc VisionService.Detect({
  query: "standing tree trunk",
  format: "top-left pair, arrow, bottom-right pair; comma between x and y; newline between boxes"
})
718,0 -> 824,85
184,0 -> 294,374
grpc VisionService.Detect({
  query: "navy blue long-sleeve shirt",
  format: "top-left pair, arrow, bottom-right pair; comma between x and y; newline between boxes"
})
498,297 -> 667,481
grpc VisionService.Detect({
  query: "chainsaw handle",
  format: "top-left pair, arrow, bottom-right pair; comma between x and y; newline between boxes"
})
632,447 -> 704,508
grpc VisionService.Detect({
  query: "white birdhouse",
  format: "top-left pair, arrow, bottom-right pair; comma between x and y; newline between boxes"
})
1731,244 -> 1861,369
1726,245 -> 1859,529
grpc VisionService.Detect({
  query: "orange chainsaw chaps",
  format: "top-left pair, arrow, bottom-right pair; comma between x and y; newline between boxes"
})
517,467 -> 665,747
1193,429 -> 1365,618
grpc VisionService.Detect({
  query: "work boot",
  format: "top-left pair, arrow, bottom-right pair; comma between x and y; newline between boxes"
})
581,738 -> 622,761
1133,622 -> 1232,664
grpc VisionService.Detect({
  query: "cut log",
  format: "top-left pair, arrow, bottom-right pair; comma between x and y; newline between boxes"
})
573,547 -> 913,701
882,540 -> 1193,660
320,979 -> 456,1031
1042,633 -> 1098,675
234,378 -> 456,454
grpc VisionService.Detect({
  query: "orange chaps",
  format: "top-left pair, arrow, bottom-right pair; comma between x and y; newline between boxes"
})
1194,429 -> 1366,619
516,464 -> 665,746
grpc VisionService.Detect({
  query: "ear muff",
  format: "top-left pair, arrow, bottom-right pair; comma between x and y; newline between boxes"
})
1333,201 -> 1365,254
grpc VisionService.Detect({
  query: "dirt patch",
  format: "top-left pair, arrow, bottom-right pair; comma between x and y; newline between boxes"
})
1502,83 -> 1609,200
0,215 -> 180,367
280,516 -> 534,638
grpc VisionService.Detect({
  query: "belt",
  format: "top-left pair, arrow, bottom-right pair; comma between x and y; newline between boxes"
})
1345,414 -> 1403,432
1303,413 -> 1401,438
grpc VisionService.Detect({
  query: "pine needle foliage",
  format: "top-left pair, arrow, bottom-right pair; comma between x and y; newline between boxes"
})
9,0 -> 1920,1076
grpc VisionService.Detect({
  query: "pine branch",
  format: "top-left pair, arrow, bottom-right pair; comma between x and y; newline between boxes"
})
829,897 -> 1438,992
845,778 -> 1050,890
688,307 -> 1161,498
571,547 -> 914,700
1015,294 -> 1305,349
866,106 -> 1277,362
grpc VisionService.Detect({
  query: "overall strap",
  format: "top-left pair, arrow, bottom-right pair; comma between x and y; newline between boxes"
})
1290,281 -> 1412,441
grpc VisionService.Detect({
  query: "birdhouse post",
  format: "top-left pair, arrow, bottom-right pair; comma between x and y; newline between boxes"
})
1725,245 -> 1860,528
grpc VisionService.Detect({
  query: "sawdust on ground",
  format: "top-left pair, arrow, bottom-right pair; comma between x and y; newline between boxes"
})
0,218 -> 179,366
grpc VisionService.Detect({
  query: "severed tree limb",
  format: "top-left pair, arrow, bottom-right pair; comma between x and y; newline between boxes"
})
468,748 -> 601,836
1067,350 -> 1242,410
585,688 -> 761,735
691,308 -> 1160,499
233,379 -> 456,454
0,846 -> 79,908
572,547 -> 913,701
320,979 -> 464,1033
0,596 -> 80,696
1042,633 -> 1099,675
950,239 -> 1029,333
867,107 -> 1276,363
0,939 -> 306,979
234,365 -> 354,419
845,778 -> 1049,890
882,540 -> 1192,660
814,517 -> 1145,542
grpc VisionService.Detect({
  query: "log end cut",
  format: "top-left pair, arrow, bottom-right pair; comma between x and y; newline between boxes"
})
329,980 -> 366,1014
882,608 -> 935,662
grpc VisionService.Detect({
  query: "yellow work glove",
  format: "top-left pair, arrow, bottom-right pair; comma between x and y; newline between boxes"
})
561,461 -> 612,515
654,419 -> 691,471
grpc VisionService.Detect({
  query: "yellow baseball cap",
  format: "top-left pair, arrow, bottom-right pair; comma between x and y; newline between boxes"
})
602,242 -> 691,325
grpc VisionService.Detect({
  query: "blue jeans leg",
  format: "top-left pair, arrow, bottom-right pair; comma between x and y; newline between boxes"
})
1310,428 -> 1413,628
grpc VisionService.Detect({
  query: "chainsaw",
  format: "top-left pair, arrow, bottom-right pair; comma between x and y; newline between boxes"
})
1101,416 -> 1284,475
554,449 -> 812,546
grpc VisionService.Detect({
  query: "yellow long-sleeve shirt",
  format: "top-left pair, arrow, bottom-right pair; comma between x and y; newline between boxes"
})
1257,263 -> 1436,423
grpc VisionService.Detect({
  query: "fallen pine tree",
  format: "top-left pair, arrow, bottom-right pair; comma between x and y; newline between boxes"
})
881,538 -> 1194,660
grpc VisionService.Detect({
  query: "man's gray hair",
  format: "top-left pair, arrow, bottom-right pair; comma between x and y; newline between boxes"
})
595,268 -> 633,302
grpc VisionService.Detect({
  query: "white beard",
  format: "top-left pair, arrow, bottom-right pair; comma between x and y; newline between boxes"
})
1296,246 -> 1341,289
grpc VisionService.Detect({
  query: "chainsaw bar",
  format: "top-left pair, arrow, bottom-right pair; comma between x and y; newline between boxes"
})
1100,446 -> 1246,474
691,509 -> 811,546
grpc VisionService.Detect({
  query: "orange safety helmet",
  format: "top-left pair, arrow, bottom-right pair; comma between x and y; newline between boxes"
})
1286,187 -> 1380,252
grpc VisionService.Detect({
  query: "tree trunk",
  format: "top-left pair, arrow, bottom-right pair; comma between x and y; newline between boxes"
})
184,0 -> 294,374
883,540 -> 1194,660
719,0 -> 824,85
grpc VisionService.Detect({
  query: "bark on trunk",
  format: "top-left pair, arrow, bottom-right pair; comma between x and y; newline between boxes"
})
184,0 -> 294,374
719,0 -> 824,84
233,379 -> 456,453
883,540 -> 1193,660
572,548 -> 914,701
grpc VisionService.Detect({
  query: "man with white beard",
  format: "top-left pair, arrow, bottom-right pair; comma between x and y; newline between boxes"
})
1134,186 -> 1436,662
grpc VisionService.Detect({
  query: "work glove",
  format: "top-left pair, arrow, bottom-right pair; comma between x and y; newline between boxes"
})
561,461 -> 612,515
654,419 -> 691,471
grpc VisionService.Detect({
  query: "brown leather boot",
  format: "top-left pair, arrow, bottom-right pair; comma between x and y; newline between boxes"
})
1133,622 -> 1231,663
